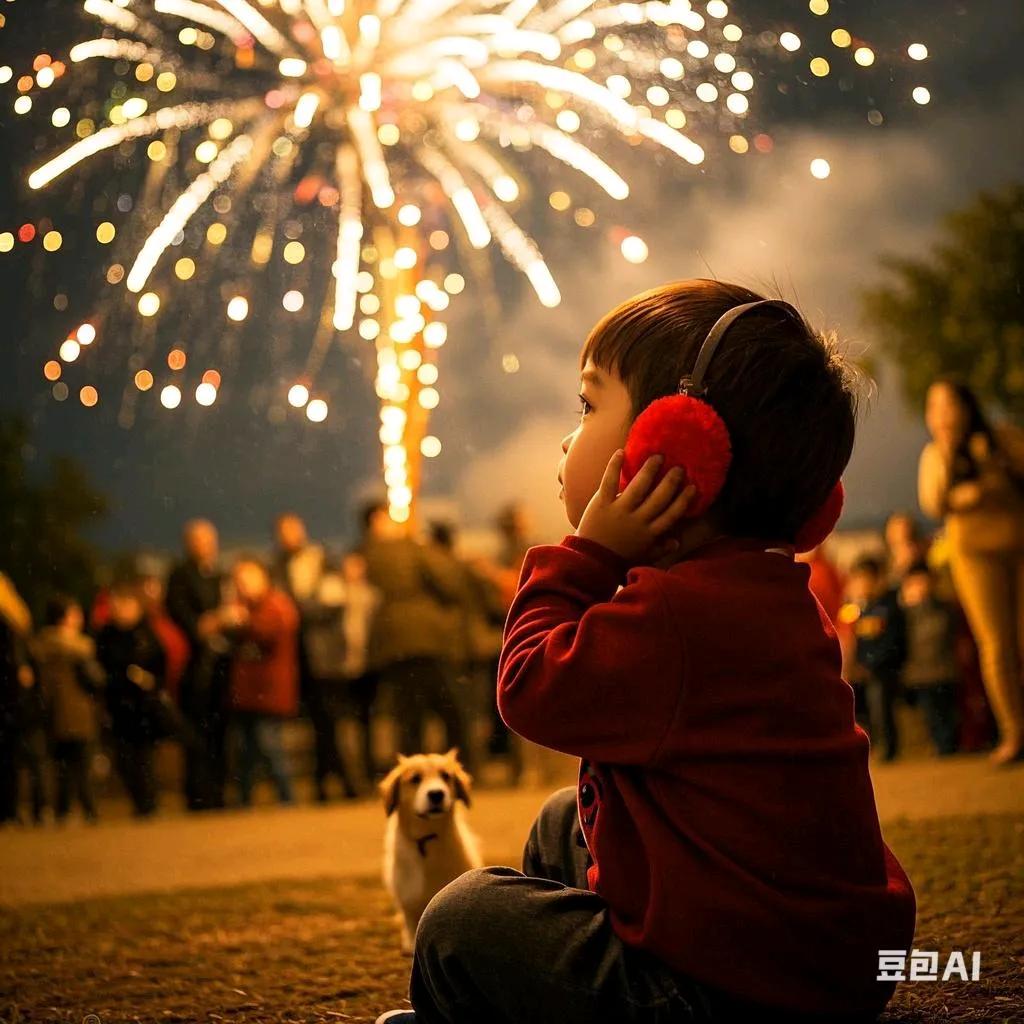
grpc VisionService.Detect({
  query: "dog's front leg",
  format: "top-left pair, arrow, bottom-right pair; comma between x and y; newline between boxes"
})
399,910 -> 419,956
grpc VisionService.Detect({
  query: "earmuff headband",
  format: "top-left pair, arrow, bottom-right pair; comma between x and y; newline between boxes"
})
679,299 -> 799,398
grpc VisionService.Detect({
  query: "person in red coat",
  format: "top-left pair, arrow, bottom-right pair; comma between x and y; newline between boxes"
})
227,557 -> 300,806
377,281 -> 916,1024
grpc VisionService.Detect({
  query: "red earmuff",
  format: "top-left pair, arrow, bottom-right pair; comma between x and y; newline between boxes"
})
616,298 -> 845,548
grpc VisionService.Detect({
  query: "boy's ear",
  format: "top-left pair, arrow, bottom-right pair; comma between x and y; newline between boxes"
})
379,763 -> 404,816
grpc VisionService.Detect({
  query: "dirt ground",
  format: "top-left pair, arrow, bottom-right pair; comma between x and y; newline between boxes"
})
1,756 -> 1022,1023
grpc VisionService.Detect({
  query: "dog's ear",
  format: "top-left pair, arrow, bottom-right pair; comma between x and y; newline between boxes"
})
379,763 -> 404,816
451,762 -> 473,808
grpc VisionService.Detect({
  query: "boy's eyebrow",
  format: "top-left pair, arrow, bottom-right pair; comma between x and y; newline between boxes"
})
580,368 -> 603,388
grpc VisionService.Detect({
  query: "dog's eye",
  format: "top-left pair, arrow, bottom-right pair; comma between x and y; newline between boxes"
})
409,772 -> 422,785
439,770 -> 450,783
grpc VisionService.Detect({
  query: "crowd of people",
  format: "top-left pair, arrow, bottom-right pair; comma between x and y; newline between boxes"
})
2,377 -> 1023,826
0,501 -> 533,824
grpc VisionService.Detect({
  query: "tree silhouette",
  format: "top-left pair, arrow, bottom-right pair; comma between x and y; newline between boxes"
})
862,184 -> 1024,419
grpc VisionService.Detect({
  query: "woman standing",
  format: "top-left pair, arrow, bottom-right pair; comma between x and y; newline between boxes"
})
918,378 -> 1024,765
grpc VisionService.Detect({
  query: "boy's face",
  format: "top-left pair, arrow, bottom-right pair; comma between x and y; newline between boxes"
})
558,358 -> 633,529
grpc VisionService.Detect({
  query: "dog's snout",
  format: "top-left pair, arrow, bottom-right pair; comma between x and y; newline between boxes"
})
427,788 -> 445,804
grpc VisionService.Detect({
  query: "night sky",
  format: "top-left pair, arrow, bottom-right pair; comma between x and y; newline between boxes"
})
2,0 -> 1022,555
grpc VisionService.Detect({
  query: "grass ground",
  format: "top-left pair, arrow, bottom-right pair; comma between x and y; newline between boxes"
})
2,811 -> 1022,1023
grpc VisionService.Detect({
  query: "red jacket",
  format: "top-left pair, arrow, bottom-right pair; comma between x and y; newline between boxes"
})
229,588 -> 300,717
498,534 -> 916,1020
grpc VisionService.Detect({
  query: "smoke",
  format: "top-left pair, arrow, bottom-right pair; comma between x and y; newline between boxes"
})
453,89 -> 1024,542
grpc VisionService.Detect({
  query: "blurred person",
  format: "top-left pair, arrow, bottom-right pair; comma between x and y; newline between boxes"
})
899,561 -> 959,757
226,557 -> 300,807
273,512 -> 355,801
96,580 -> 168,817
919,377 -> 1024,765
31,595 -> 106,823
884,512 -> 927,585
845,556 -> 906,762
359,501 -> 468,761
141,574 -> 189,705
166,518 -> 232,810
0,573 -> 45,826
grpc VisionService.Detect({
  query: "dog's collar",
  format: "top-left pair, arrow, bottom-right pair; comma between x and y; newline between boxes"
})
415,833 -> 439,858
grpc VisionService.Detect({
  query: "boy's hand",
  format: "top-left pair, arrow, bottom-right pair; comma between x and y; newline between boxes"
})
575,449 -> 697,565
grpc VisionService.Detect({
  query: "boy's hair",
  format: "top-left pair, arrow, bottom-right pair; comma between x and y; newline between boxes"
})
850,555 -> 885,579
44,593 -> 79,627
580,279 -> 862,542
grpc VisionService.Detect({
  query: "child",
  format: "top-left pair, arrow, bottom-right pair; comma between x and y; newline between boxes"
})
376,280 -> 916,1024
96,579 -> 168,817
899,560 -> 959,756
846,556 -> 907,762
32,595 -> 105,823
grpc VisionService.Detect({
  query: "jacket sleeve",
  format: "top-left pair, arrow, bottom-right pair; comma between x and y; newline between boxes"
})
497,534 -> 684,764
246,594 -> 299,652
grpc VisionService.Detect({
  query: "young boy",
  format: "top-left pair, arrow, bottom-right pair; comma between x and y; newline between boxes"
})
899,560 -> 959,756
846,556 -> 907,762
376,280 -> 916,1024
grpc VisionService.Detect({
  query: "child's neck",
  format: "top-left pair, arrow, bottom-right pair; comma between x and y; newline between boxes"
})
651,519 -> 729,570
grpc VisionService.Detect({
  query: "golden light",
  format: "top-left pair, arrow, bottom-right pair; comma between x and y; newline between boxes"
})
147,140 -> 167,161
207,223 -> 227,245
52,107 -> 71,128
79,386 -> 99,407
96,221 -> 116,244
175,258 -> 196,281
195,382 -> 217,406
729,135 -> 749,154
209,117 -> 234,140
134,369 -> 154,392
160,384 -> 182,409
423,322 -> 447,348
713,53 -> 736,73
443,273 -> 465,294
810,158 -> 831,179
418,388 -> 440,410
282,290 -> 304,312
394,246 -> 417,269
421,436 -> 442,458
397,204 -> 421,227
59,339 -> 81,362
809,0 -> 829,13
43,230 -> 63,252
358,319 -> 380,340
226,296 -> 249,322
853,47 -> 874,67
912,86 -> 931,105
831,29 -> 852,48
138,292 -> 160,317
706,0 -> 729,18
809,57 -> 830,76
621,235 -> 649,263
779,32 -> 801,52
156,71 -> 177,92
202,370 -> 222,388
36,66 -> 55,89
0,67 -> 11,86
695,83 -> 718,102
167,349 -> 187,370
195,140 -> 219,164
288,384 -> 310,408
283,241 -> 306,265
0,232 -> 13,253
660,57 -> 684,80
279,58 -> 308,78
502,353 -> 520,373
723,24 -> 743,41
77,323 -> 96,345
549,191 -> 571,211
107,265 -> 125,284
122,97 -> 148,119
726,94 -> 749,115
908,43 -> 929,61
399,349 -> 422,370
43,360 -> 61,381
306,399 -> 328,422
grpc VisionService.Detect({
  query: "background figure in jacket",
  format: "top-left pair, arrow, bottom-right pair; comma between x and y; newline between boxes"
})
0,573 -> 44,825
166,519 -> 233,811
274,513 -> 355,801
900,561 -> 960,756
32,595 -> 106,823
846,557 -> 907,762
142,573 -> 189,706
918,377 -> 1024,765
884,512 -> 928,586
96,580 -> 168,817
359,501 -> 468,763
226,558 -> 300,807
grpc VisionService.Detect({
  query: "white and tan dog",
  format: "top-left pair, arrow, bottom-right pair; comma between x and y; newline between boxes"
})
380,749 -> 483,954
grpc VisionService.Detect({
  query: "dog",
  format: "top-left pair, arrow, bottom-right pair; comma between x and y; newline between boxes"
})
380,749 -> 483,954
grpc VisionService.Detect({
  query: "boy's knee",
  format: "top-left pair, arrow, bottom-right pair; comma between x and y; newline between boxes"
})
416,867 -> 518,955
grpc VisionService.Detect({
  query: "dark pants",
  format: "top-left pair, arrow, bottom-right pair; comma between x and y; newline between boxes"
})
232,712 -> 293,806
114,737 -> 158,816
907,682 -> 959,756
0,726 -> 47,824
381,657 -> 470,771
180,655 -> 229,811
305,679 -> 357,799
345,671 -> 380,784
53,739 -> 96,821
408,787 -> 716,1024
865,674 -> 900,761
